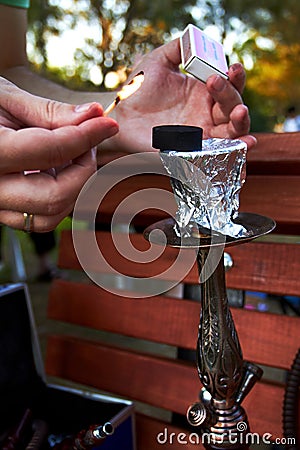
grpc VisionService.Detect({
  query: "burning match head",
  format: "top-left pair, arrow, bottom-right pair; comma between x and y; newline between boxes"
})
103,71 -> 145,116
117,71 -> 145,101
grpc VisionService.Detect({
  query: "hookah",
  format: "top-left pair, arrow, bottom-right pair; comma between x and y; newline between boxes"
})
144,125 -> 275,449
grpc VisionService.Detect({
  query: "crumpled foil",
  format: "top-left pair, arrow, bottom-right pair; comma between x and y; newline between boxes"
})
160,138 -> 248,238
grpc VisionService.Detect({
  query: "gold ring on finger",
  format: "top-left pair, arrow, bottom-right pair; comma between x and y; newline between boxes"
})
23,212 -> 34,233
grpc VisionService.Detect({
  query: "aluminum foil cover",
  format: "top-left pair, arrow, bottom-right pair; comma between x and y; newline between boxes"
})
160,138 -> 248,238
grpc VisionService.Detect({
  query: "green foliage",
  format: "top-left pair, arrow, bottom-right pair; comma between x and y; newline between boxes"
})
28,0 -> 198,88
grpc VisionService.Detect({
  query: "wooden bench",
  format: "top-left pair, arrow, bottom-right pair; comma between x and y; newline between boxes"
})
45,132 -> 300,449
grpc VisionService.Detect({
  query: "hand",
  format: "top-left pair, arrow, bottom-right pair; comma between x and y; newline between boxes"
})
111,38 -> 256,153
0,77 -> 118,231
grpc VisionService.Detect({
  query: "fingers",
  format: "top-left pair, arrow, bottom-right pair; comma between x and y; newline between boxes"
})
0,77 -> 104,128
205,64 -> 246,100
229,104 -> 251,137
227,63 -> 246,94
0,116 -> 118,173
204,102 -> 256,149
0,149 -> 97,231
209,103 -> 251,139
0,77 -> 119,174
147,38 -> 181,69
0,208 -> 72,233
205,63 -> 253,145
202,62 -> 247,121
230,105 -> 257,149
161,38 -> 181,66
0,78 -> 119,231
154,39 -> 247,96
209,104 -> 256,150
237,135 -> 257,150
206,74 -> 243,124
0,149 -> 97,214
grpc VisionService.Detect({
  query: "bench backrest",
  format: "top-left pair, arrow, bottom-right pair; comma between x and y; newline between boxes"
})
45,132 -> 300,450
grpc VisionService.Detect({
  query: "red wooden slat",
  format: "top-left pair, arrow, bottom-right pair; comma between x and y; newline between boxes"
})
58,230 -> 300,297
249,132 -> 300,175
240,175 -> 300,234
226,241 -> 300,297
46,335 -> 285,439
48,279 -> 300,370
46,335 -> 200,417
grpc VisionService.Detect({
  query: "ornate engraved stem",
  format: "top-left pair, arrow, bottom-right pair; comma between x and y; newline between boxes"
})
196,248 -> 243,408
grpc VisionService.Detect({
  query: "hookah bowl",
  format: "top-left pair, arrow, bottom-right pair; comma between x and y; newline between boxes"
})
145,125 -> 276,449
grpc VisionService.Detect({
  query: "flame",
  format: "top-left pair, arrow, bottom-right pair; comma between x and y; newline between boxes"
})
103,71 -> 145,116
117,71 -> 145,101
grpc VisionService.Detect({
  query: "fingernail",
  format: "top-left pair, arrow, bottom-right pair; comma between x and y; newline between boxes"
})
75,103 -> 93,113
91,146 -> 97,160
212,75 -> 226,91
229,63 -> 241,72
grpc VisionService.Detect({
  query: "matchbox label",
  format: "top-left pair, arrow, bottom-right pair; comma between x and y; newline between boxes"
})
192,27 -> 228,72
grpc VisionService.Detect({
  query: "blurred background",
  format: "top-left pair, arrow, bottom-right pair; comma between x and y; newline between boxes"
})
27,0 -> 300,133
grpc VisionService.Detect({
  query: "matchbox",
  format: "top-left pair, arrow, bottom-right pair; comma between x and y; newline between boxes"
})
180,24 -> 229,83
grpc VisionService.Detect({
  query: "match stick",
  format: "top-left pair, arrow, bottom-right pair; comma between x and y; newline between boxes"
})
103,97 -> 121,117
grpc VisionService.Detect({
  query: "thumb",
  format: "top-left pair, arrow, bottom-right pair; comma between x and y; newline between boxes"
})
0,76 -> 103,129
158,37 -> 181,67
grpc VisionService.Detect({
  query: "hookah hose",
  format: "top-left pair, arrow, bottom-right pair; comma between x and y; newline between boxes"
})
283,348 -> 300,450
25,419 -> 48,449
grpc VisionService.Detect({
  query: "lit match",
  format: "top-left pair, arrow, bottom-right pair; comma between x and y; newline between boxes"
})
103,71 -> 145,116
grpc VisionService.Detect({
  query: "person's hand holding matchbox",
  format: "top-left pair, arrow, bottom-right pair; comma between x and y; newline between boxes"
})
101,35 -> 256,154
